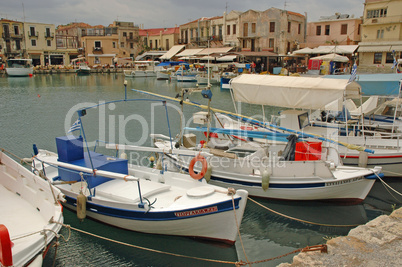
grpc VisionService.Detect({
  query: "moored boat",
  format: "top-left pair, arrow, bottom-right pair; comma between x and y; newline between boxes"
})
0,150 -> 64,267
5,58 -> 33,77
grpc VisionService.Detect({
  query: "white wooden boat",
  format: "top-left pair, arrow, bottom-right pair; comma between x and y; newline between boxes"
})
5,59 -> 33,77
0,150 -> 64,267
76,62 -> 91,75
33,133 -> 247,245
229,74 -> 402,177
124,61 -> 158,77
152,132 -> 382,204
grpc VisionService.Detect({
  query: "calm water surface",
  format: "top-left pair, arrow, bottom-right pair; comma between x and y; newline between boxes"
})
0,73 -> 401,266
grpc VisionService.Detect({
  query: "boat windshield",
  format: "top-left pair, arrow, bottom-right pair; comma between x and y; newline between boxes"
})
7,59 -> 32,68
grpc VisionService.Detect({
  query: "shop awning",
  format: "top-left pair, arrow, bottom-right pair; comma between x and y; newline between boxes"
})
159,45 -> 185,60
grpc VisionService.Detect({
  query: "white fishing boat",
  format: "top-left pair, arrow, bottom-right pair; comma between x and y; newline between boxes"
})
153,132 -> 382,203
124,61 -> 159,77
0,150 -> 64,267
5,58 -> 33,77
76,62 -> 91,75
31,97 -> 248,245
130,88 -> 383,203
229,74 -> 402,177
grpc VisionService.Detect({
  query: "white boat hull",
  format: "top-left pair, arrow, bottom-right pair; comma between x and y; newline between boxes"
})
6,67 -> 33,77
0,151 -> 64,267
125,70 -> 157,77
156,71 -> 171,80
34,150 -> 248,244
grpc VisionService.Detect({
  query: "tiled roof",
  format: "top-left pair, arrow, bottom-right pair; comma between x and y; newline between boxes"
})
139,27 -> 179,36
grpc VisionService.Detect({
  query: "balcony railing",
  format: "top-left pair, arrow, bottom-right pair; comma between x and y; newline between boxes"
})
28,31 -> 39,37
92,47 -> 103,53
44,32 -> 55,39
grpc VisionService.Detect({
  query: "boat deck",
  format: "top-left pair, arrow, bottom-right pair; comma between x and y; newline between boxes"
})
0,183 -> 47,245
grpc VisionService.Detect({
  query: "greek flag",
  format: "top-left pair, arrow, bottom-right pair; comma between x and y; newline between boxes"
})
348,62 -> 357,83
392,58 -> 398,69
68,119 -> 81,133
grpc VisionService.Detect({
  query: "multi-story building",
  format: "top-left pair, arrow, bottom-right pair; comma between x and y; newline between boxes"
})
306,13 -> 362,47
358,0 -> 402,72
113,21 -> 140,59
223,10 -> 243,49
179,16 -> 224,48
238,8 -> 306,55
140,27 -> 179,51
24,22 -> 57,66
0,19 -> 25,60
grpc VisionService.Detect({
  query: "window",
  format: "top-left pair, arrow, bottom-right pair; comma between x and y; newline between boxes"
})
46,28 -> 51,37
288,22 -> 291,33
316,25 -> 321,36
243,39 -> 247,49
233,24 -> 236,34
94,56 -> 100,64
155,40 -> 158,48
15,40 -> 21,50
298,24 -> 301,34
227,25 -> 230,35
13,25 -> 19,35
367,8 -> 387,18
243,23 -> 248,36
112,42 -> 116,48
373,52 -> 382,64
130,43 -> 133,49
29,26 -> 36,37
252,23 -> 256,33
219,25 -> 222,36
123,32 -> 127,37
386,53 -> 394,64
47,40 -> 51,46
120,42 -> 124,48
325,25 -> 330,35
94,41 -> 101,48
149,40 -> 152,49
341,24 -> 347,35
270,22 -> 275,33
31,39 -> 36,46
377,29 -> 384,39
269,38 -> 274,48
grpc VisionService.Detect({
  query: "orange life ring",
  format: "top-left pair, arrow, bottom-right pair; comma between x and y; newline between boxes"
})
189,155 -> 208,180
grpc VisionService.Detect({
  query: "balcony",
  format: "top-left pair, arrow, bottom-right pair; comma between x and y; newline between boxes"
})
10,33 -> 23,39
28,31 -> 39,38
92,47 -> 103,53
44,32 -> 55,39
126,36 -> 139,42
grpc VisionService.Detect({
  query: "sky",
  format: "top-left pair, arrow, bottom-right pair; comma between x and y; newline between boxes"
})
0,0 -> 365,28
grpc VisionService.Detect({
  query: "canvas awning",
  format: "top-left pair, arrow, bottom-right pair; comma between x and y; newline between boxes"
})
357,45 -> 393,52
217,55 -> 237,61
195,47 -> 234,56
230,74 -> 361,110
159,45 -> 185,60
176,49 -> 204,58
310,53 -> 350,62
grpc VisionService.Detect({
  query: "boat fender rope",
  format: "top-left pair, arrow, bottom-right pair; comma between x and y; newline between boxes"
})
188,154 -> 208,180
123,175 -> 129,182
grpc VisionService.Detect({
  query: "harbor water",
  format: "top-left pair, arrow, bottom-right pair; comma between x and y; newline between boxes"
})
0,73 -> 401,266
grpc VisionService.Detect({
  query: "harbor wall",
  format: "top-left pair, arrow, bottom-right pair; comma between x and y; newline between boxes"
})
279,207 -> 402,266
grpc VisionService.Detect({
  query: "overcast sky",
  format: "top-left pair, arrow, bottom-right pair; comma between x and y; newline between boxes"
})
1,0 -> 365,28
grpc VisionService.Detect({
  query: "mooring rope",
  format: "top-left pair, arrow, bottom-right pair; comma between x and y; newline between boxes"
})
247,197 -> 361,227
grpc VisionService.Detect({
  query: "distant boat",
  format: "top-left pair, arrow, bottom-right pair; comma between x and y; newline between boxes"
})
124,61 -> 159,77
76,62 -> 91,75
5,58 -> 33,77
0,150 -> 64,266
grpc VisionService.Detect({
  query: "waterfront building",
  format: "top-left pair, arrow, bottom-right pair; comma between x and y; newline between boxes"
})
223,11 -> 243,49
238,8 -> 306,55
179,16 -> 224,48
56,22 -> 100,64
305,13 -> 362,48
358,0 -> 402,72
24,22 -> 57,66
0,19 -> 26,60
139,27 -> 179,51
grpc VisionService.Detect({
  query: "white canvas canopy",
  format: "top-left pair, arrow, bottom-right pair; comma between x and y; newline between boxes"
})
310,53 -> 349,62
230,74 -> 361,110
159,45 -> 185,60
